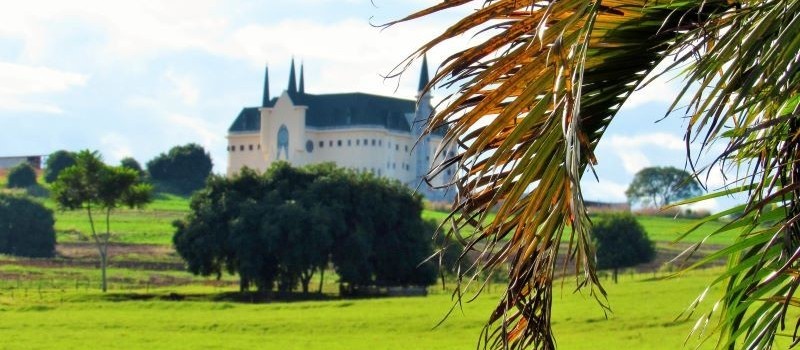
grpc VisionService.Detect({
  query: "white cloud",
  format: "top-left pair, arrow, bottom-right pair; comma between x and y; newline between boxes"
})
100,133 -> 133,164
165,70 -> 200,106
605,133 -> 685,174
581,178 -> 628,202
0,61 -> 88,113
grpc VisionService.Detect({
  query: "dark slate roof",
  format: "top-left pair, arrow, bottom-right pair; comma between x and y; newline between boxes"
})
228,93 -> 448,136
228,97 -> 277,133
292,92 -> 414,133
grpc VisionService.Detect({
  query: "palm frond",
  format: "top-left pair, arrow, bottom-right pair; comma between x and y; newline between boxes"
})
671,2 -> 800,347
388,0 -> 728,348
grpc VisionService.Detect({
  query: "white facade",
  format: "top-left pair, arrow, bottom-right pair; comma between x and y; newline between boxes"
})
226,59 -> 454,200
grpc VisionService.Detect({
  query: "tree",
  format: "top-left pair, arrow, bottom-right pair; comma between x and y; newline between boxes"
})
120,157 -> 145,178
625,167 -> 702,208
6,163 -> 37,189
51,150 -> 152,292
44,150 -> 76,183
147,143 -> 212,194
174,163 -> 436,296
392,0 -> 797,348
0,193 -> 56,257
593,213 -> 655,283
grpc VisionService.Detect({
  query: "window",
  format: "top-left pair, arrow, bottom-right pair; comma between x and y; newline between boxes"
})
371,139 -> 376,146
277,124 -> 289,160
240,145 -> 244,151
329,140 -> 333,147
337,140 -> 342,147
319,141 -> 324,148
249,144 -> 253,151
364,138 -> 368,145
405,145 -> 409,152
356,139 -> 360,146
258,144 -> 261,150
395,144 -> 399,151
306,140 -> 314,153
348,139 -> 351,146
230,146 -> 235,152
379,140 -> 382,146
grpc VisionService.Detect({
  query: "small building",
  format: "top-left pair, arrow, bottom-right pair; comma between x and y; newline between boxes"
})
0,155 -> 43,171
226,58 -> 455,200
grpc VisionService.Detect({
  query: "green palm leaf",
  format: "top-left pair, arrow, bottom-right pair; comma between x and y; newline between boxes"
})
387,0 -> 730,348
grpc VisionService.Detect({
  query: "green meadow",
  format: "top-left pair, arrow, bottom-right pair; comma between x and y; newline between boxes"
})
0,177 -> 754,349
3,266 -> 792,349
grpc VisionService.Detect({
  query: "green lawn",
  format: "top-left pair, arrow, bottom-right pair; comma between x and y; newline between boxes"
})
1,267 -> 791,349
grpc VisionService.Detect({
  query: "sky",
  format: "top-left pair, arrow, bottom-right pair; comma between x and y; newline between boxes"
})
0,0 -> 739,212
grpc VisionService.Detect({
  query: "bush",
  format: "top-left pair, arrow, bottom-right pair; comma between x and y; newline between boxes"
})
0,193 -> 56,257
6,163 -> 37,189
594,213 -> 655,283
44,150 -> 76,183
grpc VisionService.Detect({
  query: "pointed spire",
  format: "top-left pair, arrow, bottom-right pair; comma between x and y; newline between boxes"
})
418,55 -> 430,92
299,62 -> 305,95
288,58 -> 297,94
261,65 -> 270,107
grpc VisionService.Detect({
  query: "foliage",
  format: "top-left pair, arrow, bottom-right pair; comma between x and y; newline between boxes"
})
51,150 -> 153,292
120,157 -> 145,178
174,163 -> 437,295
625,167 -> 702,208
6,163 -> 37,189
390,0 -> 798,348
594,213 -> 655,283
44,150 -> 76,183
147,144 -> 212,195
0,193 -> 56,257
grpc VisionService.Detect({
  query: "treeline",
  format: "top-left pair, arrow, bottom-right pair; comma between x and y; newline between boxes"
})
173,162 -> 438,295
6,143 -> 212,196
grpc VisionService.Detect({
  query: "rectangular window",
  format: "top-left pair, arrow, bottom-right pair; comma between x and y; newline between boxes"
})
249,144 -> 253,151
319,141 -> 324,148
356,139 -> 360,146
240,145 -> 244,151
395,144 -> 399,151
405,145 -> 409,152
348,139 -> 352,146
337,140 -> 342,147
371,139 -> 376,146
379,140 -> 382,146
329,141 -> 333,147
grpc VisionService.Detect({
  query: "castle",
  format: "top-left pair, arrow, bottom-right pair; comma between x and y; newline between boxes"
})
226,58 -> 454,200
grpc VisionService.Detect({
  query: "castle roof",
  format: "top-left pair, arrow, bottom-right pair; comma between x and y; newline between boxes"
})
228,59 -> 446,136
227,93 -> 413,133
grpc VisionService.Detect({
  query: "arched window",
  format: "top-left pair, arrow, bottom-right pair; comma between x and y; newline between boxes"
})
277,125 -> 289,160
306,140 -> 314,153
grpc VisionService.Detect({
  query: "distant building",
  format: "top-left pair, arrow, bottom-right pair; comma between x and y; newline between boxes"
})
226,58 -> 455,200
585,200 -> 631,214
0,155 -> 43,171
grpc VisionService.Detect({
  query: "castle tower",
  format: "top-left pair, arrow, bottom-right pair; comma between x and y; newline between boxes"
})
412,55 -> 433,187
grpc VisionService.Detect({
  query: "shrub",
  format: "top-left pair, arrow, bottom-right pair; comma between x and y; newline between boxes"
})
6,163 -> 37,189
0,193 -> 56,257
594,213 -> 655,283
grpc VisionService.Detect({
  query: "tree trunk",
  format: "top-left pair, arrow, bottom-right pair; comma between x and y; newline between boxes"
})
612,268 -> 618,284
100,252 -> 108,292
318,268 -> 325,294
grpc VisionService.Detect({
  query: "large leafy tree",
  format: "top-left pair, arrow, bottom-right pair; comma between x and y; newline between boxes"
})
147,143 -> 213,194
389,0 -> 800,348
44,150 -> 76,183
6,163 -> 37,189
52,150 -> 153,292
625,166 -> 702,208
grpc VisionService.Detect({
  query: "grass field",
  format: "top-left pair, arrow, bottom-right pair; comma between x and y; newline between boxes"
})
2,266 -> 792,349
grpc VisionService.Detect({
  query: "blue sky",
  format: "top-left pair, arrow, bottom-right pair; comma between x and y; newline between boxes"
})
0,0 -> 737,211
